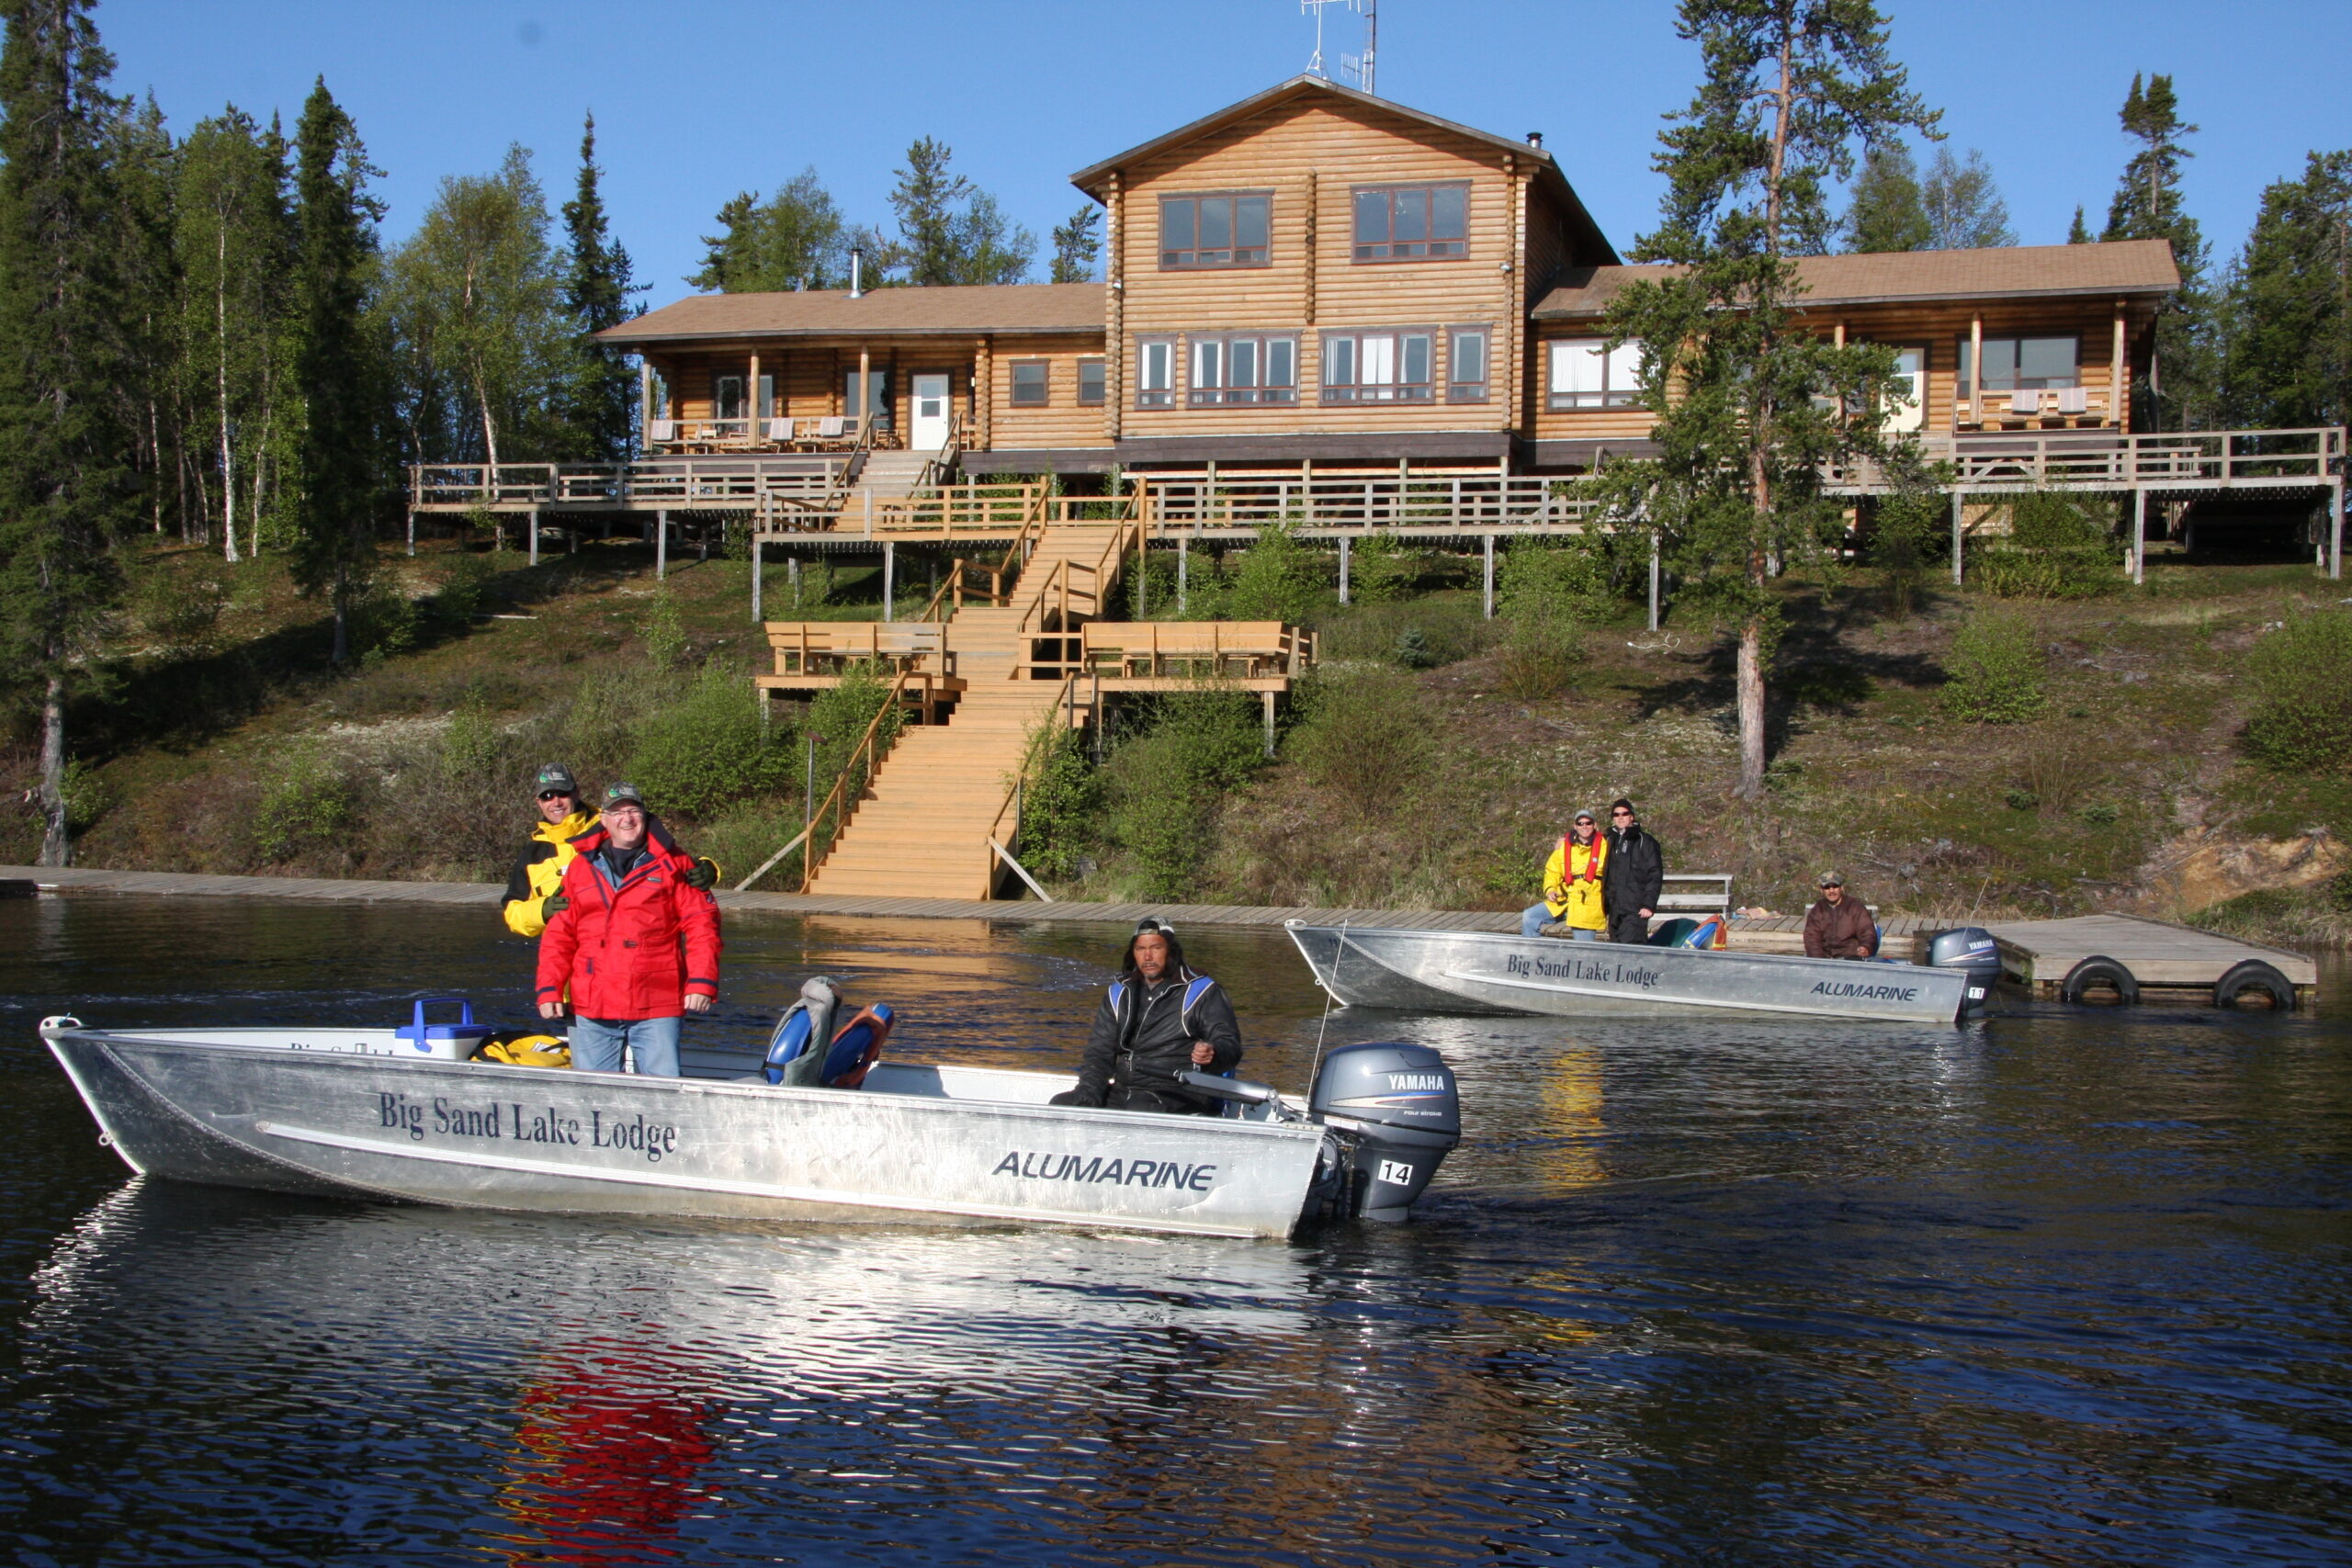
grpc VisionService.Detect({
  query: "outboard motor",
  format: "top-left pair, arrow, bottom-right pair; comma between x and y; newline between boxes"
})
1308,1042 -> 1461,1221
1924,927 -> 2002,1020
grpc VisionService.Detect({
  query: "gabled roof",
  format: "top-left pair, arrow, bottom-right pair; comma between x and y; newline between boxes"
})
1531,240 -> 2180,321
596,282 -> 1105,345
1069,74 -> 1620,267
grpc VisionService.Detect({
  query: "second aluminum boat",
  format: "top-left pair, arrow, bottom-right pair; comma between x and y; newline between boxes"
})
1286,921 -> 1973,1026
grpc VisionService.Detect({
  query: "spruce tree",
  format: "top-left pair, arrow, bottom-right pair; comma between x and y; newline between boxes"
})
560,113 -> 640,463
286,78 -> 381,667
1599,0 -> 1936,800
2067,205 -> 2092,243
1050,203 -> 1102,281
2217,152 -> 2352,430
889,139 -> 1033,286
1920,148 -> 2015,249
2101,73 -> 2213,427
690,169 -> 849,292
0,0 -> 141,864
1842,142 -> 1928,252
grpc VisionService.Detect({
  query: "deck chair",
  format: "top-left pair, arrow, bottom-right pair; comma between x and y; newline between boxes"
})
2054,386 -> 2088,416
763,418 -> 791,443
817,416 -> 845,440
647,418 -> 676,443
2008,389 -> 2040,418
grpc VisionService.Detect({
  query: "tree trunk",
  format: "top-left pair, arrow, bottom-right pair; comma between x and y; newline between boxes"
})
38,671 -> 69,867
1735,616 -> 1766,800
219,221 -> 240,565
331,574 -> 350,666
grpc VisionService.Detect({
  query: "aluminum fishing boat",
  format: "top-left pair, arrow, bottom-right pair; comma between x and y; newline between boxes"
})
1286,922 -> 1976,1026
39,1011 -> 1462,1241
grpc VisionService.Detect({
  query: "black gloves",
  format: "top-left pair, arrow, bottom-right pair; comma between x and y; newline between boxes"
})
681,857 -> 719,891
540,891 -> 568,919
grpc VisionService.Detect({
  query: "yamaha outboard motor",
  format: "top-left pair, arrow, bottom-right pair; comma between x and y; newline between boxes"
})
1308,1042 -> 1461,1221
1924,927 -> 2002,1020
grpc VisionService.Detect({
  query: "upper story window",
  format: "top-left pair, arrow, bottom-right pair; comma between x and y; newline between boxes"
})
1136,337 -> 1176,407
1160,192 -> 1272,269
1077,357 -> 1106,406
1353,183 -> 1469,262
1188,333 -> 1297,406
1960,334 -> 2078,389
1547,338 -> 1644,410
1448,327 -> 1489,403
1010,360 -> 1050,407
1322,330 -> 1433,403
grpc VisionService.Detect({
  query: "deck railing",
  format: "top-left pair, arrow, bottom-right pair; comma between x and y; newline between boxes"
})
1148,469 -> 1601,531
1834,427 -> 2346,492
411,457 -> 848,510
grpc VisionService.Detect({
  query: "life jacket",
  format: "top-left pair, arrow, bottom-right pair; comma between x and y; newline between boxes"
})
1106,973 -> 1219,1035
478,1032 -> 572,1068
1556,834 -> 1605,884
764,975 -> 896,1088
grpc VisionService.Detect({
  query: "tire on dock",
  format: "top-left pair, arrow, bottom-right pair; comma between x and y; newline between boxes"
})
2060,955 -> 2139,1007
2212,959 -> 2297,1012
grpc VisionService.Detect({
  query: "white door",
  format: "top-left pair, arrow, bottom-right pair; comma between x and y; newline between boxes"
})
911,373 -> 951,451
1884,346 -> 1926,434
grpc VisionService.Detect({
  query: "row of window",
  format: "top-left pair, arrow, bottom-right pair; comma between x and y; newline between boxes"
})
1159,182 -> 1471,270
1130,328 -> 1494,407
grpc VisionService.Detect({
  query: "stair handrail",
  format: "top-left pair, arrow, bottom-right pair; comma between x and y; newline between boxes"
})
983,672 -> 1081,897
796,658 -> 920,893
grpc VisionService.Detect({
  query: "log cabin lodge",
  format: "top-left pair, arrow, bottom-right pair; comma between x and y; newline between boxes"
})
414,72 -> 2343,581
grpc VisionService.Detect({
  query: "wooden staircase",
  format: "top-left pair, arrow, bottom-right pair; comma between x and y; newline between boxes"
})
805,525 -> 1128,898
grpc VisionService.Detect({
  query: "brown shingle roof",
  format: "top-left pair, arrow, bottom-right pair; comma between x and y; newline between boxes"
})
1530,240 -> 2179,320
595,282 -> 1105,345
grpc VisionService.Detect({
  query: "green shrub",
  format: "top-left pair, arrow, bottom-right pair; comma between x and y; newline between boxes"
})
435,554 -> 497,625
1941,610 -> 2046,723
1289,664 -> 1437,819
1496,537 -> 1595,700
253,751 -> 355,863
1317,596 -> 1493,668
350,586 -> 424,666
1347,531 -> 1416,604
1223,521 -> 1321,623
628,663 -> 798,818
131,555 -> 230,653
1105,691 -> 1266,898
639,587 -> 687,671
1016,722 -> 1100,881
2243,610 -> 2352,772
1972,491 -> 2122,600
1869,480 -> 1948,619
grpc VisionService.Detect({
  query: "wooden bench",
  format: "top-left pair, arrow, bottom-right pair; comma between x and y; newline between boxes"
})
763,621 -> 950,677
1075,621 -> 1315,679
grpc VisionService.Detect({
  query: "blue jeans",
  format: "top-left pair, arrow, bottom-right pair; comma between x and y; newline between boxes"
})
571,1015 -> 682,1077
1521,905 -> 1603,940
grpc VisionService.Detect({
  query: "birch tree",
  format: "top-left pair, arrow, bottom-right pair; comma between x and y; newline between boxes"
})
1600,0 -> 1937,800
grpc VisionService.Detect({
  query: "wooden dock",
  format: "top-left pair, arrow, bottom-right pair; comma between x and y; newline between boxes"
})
4,867 -> 2317,1005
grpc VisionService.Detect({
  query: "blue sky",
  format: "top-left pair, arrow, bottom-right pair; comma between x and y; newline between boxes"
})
96,0 -> 2352,297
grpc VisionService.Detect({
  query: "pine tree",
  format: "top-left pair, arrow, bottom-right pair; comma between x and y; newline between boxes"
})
2217,151 -> 2352,430
690,168 -> 849,292
2066,205 -> 2092,244
888,138 -> 1034,286
1842,142 -> 1928,252
1050,203 -> 1102,281
0,0 -> 141,864
2101,73 -> 2213,428
114,93 -> 179,538
560,112 -> 640,462
1920,148 -> 2015,249
286,77 -> 382,667
1599,0 -> 1937,800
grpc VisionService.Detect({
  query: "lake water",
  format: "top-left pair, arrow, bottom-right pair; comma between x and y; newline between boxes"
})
0,894 -> 2346,1566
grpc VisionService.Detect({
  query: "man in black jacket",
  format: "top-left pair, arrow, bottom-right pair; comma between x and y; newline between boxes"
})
1050,918 -> 1243,1114
1602,797 -> 1665,945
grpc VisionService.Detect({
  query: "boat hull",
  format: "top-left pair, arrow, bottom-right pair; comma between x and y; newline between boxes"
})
43,1026 -> 1331,1240
1287,923 -> 1967,1026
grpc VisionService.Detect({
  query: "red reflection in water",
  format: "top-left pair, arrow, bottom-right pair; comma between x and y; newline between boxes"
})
494,1331 -> 719,1566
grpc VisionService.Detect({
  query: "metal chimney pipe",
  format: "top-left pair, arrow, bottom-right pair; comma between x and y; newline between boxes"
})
850,245 -> 864,299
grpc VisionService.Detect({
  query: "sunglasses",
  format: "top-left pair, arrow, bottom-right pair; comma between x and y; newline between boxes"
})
1611,810 -> 1634,818
537,790 -> 575,802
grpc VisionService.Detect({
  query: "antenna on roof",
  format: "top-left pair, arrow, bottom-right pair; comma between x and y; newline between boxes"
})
1340,0 -> 1375,96
1301,0 -> 1369,87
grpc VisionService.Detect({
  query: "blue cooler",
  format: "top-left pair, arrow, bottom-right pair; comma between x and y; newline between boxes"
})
394,998 -> 494,1060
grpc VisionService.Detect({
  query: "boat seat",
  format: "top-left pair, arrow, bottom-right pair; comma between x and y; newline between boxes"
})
764,1002 -> 895,1089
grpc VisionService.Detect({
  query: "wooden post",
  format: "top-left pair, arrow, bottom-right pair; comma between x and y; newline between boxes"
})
1104,172 -> 1123,445
1647,533 -> 1660,630
789,554 -> 800,608
2333,476 -> 2345,581
639,359 -> 653,440
405,509 -> 416,558
1177,532 -> 1188,614
1302,169 -> 1317,326
748,351 -> 761,445
857,347 -> 870,439
1967,313 -> 1983,431
977,336 -> 993,450
528,506 -> 539,567
2111,302 -> 2127,428
1951,491 -> 1965,586
883,540 -> 894,622
656,509 -> 668,580
1482,534 -> 1495,618
751,536 -> 763,623
1339,533 -> 1351,605
1261,690 -> 1276,760
2132,487 -> 2147,586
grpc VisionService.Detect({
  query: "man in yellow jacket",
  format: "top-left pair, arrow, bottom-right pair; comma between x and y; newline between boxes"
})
1520,808 -> 1609,939
503,764 -> 596,938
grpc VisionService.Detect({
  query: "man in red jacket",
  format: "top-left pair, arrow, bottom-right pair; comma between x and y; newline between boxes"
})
535,783 -> 721,1076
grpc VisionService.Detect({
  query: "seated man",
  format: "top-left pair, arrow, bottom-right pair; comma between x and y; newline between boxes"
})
1050,918 -> 1241,1114
1803,874 -> 1878,960
1521,809 -> 1608,940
